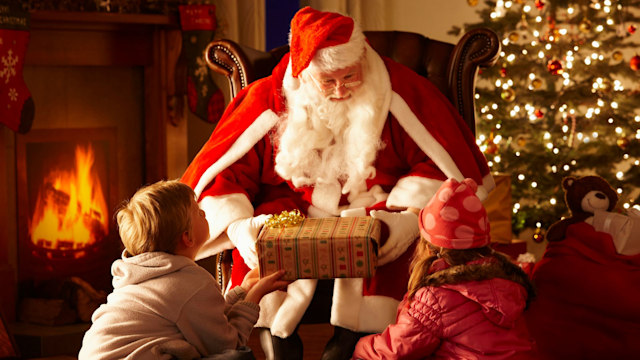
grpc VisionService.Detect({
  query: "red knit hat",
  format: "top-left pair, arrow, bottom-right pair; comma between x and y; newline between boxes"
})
289,7 -> 358,78
418,178 -> 490,249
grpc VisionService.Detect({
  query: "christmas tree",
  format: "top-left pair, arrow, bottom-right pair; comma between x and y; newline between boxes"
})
450,0 -> 640,240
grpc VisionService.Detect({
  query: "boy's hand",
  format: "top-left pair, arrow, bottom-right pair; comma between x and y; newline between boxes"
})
244,270 -> 290,304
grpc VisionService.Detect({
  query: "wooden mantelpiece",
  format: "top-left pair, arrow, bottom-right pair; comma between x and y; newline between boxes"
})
25,10 -> 183,182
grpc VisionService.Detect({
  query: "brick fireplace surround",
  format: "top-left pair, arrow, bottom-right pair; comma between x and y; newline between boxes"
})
0,10 -> 190,357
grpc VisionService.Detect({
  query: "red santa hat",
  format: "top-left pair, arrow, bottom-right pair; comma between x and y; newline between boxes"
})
289,7 -> 366,78
418,178 -> 491,249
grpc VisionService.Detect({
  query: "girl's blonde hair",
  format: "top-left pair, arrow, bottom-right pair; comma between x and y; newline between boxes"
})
116,180 -> 195,256
407,238 -> 535,305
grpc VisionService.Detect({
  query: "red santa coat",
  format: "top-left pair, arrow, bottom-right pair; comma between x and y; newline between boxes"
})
182,46 -> 493,337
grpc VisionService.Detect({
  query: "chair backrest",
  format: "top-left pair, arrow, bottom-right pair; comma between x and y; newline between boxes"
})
205,28 -> 500,135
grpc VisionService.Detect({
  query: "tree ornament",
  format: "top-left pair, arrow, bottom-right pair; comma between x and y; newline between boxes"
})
535,109 -> 544,118
631,55 -> 640,71
533,227 -> 545,243
516,136 -> 527,147
629,24 -> 637,35
547,59 -> 563,75
612,50 -> 624,62
531,78 -> 543,89
508,32 -> 520,43
579,18 -> 592,33
501,88 -> 516,102
617,136 -> 630,149
486,142 -> 499,155
467,0 -> 479,6
535,0 -> 545,10
500,67 -> 508,77
599,78 -> 612,93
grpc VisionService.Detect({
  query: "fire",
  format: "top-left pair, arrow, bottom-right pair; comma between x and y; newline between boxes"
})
29,144 -> 109,255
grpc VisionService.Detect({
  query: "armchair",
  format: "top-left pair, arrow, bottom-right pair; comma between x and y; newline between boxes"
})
203,27 -> 501,289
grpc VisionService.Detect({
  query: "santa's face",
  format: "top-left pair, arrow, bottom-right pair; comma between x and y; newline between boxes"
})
307,63 -> 363,101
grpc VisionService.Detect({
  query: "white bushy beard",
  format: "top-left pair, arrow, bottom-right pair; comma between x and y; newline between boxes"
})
274,59 -> 385,199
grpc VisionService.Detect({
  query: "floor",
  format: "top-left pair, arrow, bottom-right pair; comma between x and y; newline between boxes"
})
247,323 -> 334,360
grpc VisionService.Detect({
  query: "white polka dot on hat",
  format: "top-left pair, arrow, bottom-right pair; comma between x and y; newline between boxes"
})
418,178 -> 490,249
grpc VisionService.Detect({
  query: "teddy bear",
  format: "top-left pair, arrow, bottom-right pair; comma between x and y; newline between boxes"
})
545,175 -> 618,242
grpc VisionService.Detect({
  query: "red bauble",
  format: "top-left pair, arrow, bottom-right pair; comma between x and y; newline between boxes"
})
631,55 -> 640,71
629,24 -> 637,35
535,109 -> 544,118
535,0 -> 545,10
547,59 -> 563,75
500,67 -> 507,77
485,142 -> 499,155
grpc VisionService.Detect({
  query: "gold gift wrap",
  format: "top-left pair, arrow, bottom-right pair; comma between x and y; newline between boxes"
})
257,216 -> 381,280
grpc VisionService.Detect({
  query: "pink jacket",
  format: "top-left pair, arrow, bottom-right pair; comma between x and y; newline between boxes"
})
352,278 -> 536,359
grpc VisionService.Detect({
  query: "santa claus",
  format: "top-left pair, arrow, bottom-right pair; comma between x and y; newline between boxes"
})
181,7 -> 494,360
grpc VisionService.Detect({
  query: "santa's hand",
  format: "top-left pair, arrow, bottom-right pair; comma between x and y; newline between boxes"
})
226,215 -> 272,269
370,210 -> 419,266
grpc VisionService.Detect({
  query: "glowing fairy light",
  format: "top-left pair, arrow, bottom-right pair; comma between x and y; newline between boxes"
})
596,25 -> 604,32
538,51 -> 545,59
523,5 -> 531,12
503,38 -> 510,46
635,115 -> 640,122
518,174 -> 525,180
535,16 -> 542,22
597,98 -> 605,107
550,198 -> 557,205
568,7 -> 574,14
494,155 -> 502,163
592,41 -> 600,48
544,132 -> 551,140
528,73 -> 536,80
606,18 -> 614,25
492,103 -> 498,110
559,28 -> 567,35
507,54 -> 516,62
608,118 -> 614,124
545,44 -> 552,50
531,182 -> 538,188
611,102 -> 618,109
592,132 -> 599,138
563,164 -> 570,171
478,134 -> 486,142
486,114 -> 494,120
616,171 -> 624,180
495,79 -> 502,87
615,127 -> 623,134
585,58 -> 592,65
551,165 -> 557,173
553,148 -> 559,154
546,143 -> 554,150
515,151 -> 520,157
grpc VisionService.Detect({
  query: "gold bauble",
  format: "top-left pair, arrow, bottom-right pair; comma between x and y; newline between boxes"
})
501,88 -> 516,102
467,0 -> 479,6
531,78 -> 543,89
579,18 -> 592,33
508,32 -> 520,43
612,50 -> 624,62
533,228 -> 545,243
617,137 -> 630,149
516,136 -> 527,147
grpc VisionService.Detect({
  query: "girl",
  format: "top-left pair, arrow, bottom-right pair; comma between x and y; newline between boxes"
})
352,178 -> 536,359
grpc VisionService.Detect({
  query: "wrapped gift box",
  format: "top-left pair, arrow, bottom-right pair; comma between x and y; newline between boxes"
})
593,210 -> 640,255
257,216 -> 380,280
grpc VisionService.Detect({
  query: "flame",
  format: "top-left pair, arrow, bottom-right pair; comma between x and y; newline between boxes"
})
29,144 -> 109,254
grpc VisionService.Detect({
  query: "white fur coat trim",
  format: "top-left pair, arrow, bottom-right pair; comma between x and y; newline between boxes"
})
193,110 -> 280,199
255,279 -> 317,337
389,93 -> 492,201
331,278 -> 399,333
196,194 -> 254,260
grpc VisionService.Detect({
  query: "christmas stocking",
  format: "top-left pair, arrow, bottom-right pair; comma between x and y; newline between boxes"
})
178,4 -> 225,124
0,4 -> 34,134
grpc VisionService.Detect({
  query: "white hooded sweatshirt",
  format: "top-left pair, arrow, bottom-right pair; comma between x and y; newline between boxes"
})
78,252 -> 259,359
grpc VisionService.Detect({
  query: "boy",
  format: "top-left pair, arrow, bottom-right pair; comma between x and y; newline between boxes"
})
79,180 -> 287,359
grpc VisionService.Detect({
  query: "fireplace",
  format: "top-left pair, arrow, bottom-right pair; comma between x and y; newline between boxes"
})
0,10 -> 187,332
16,128 -> 120,294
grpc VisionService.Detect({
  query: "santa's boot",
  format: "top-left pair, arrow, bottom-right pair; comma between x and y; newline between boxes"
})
259,328 -> 303,360
321,326 -> 370,360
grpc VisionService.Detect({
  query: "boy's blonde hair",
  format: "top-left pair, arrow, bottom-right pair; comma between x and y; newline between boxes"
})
116,180 -> 195,256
